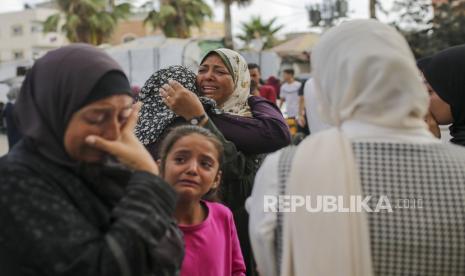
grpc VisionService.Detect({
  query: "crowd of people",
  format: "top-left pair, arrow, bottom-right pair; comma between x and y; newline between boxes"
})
1,18 -> 465,276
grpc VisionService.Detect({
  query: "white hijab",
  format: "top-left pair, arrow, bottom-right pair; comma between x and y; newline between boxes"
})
280,19 -> 430,276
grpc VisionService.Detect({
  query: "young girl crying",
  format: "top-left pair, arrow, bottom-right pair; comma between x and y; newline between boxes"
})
159,125 -> 246,276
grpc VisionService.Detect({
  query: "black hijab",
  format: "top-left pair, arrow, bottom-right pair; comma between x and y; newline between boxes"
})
418,45 -> 465,145
15,43 -> 131,167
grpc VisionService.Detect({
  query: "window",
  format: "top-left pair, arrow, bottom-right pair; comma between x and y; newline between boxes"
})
31,23 -> 43,33
11,25 -> 23,36
13,50 -> 24,60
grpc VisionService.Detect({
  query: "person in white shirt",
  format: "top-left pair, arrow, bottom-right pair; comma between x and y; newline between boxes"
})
279,69 -> 301,118
303,78 -> 331,134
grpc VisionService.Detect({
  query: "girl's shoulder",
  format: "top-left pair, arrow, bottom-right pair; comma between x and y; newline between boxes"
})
204,201 -> 233,221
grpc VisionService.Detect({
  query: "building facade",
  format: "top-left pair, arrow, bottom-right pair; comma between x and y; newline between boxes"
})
0,7 -> 68,63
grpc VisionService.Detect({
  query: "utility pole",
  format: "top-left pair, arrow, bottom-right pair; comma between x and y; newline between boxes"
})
108,0 -> 115,11
306,0 -> 348,28
369,0 -> 377,19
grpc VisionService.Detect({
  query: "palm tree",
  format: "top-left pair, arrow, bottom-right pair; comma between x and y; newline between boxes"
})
43,0 -> 131,45
215,0 -> 252,49
144,0 -> 212,38
237,16 -> 283,50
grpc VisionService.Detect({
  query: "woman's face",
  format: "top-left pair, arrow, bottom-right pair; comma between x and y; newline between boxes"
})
162,134 -> 221,202
64,94 -> 133,163
197,54 -> 235,106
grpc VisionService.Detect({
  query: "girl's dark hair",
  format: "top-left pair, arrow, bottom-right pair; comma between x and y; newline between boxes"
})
159,125 -> 224,201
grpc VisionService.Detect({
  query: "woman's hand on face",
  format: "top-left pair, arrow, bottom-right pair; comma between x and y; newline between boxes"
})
84,102 -> 160,175
160,80 -> 205,120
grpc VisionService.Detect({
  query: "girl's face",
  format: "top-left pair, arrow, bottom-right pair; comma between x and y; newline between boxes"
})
163,134 -> 221,202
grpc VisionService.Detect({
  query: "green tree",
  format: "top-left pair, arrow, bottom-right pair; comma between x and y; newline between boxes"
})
43,0 -> 131,45
215,0 -> 252,49
144,0 -> 212,38
237,16 -> 283,50
391,0 -> 465,58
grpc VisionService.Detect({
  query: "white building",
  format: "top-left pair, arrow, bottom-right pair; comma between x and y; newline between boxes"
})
0,7 -> 68,63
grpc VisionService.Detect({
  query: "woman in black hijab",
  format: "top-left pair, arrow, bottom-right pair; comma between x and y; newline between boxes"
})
0,44 -> 183,275
418,45 -> 465,145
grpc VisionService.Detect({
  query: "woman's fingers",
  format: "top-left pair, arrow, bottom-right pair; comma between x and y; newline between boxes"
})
168,80 -> 183,91
159,87 -> 167,97
85,135 -> 118,155
122,102 -> 141,132
162,83 -> 175,96
160,88 -> 173,107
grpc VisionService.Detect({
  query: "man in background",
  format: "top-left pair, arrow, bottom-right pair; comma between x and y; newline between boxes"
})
248,63 -> 277,104
279,69 -> 302,135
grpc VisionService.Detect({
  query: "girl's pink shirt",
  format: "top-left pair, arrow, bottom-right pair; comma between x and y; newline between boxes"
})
178,201 -> 246,276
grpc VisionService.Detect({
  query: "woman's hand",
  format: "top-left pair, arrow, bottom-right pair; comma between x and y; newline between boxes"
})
160,80 -> 205,120
84,102 -> 160,175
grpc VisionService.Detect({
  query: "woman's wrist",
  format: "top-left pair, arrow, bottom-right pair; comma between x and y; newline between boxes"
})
182,104 -> 206,121
187,113 -> 208,126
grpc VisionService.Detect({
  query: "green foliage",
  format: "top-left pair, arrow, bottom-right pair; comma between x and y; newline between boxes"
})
237,16 -> 283,50
43,0 -> 131,45
43,13 -> 60,32
143,0 -> 212,38
392,0 -> 465,58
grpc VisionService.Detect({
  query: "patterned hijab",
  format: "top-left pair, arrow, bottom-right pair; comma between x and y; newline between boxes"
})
201,48 -> 252,117
135,65 -> 216,145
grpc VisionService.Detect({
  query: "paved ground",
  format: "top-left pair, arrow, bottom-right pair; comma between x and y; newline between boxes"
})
0,134 -> 8,156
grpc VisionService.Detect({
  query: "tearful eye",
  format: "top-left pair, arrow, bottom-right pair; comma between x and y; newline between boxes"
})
174,157 -> 185,164
201,161 -> 213,168
85,113 -> 105,124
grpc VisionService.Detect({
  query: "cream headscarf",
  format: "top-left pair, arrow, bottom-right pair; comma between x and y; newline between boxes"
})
280,20 -> 429,276
200,48 -> 252,117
